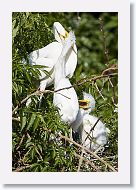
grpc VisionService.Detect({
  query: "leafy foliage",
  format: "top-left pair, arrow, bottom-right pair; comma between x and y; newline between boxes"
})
12,12 -> 118,172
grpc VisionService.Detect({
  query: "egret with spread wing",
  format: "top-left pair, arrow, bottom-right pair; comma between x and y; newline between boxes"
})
25,22 -> 77,106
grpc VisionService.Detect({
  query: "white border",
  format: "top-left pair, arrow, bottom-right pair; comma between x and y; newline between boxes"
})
0,0 -> 130,184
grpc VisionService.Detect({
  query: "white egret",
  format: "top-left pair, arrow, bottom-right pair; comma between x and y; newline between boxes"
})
25,22 -> 77,106
53,31 -> 79,125
71,92 -> 110,152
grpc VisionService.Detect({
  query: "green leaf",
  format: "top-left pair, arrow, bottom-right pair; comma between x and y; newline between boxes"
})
31,148 -> 35,160
25,72 -> 32,84
12,26 -> 19,39
25,142 -> 33,148
27,113 -> 36,130
37,144 -> 42,154
33,116 -> 40,131
21,116 -> 27,131
32,65 -> 48,69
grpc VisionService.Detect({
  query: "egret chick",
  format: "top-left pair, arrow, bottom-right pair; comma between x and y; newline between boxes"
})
71,92 -> 110,152
71,92 -> 95,132
80,114 -> 110,152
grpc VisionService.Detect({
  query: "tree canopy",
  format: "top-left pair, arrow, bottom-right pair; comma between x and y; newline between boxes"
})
12,12 -> 118,172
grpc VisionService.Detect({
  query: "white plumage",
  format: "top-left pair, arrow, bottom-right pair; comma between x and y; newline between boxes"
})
71,92 -> 110,152
78,114 -> 110,151
53,31 -> 79,124
25,22 -> 77,106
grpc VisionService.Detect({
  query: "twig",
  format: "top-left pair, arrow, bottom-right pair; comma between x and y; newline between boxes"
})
12,116 -> 116,172
12,91 -> 39,115
95,83 -> 105,100
12,117 -> 20,122
59,134 -> 117,172
16,134 -> 25,150
12,89 -> 55,115
77,149 -> 84,172
12,73 -> 117,115
54,92 -> 71,99
55,73 -> 117,93
13,165 -> 32,172
99,17 -> 110,66
83,117 -> 102,143
75,152 -> 100,172
102,67 -> 118,75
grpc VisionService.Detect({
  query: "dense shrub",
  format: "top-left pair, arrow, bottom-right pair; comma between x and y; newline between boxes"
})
12,12 -> 118,172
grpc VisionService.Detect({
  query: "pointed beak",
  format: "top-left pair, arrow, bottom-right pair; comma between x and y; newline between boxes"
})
64,30 -> 69,39
59,30 -> 77,55
79,99 -> 90,109
59,30 -> 69,40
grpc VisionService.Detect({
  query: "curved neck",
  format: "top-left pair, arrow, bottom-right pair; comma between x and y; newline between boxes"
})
54,38 -> 73,88
54,54 -> 66,88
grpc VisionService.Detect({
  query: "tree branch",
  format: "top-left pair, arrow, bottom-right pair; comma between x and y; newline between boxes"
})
12,72 -> 117,115
59,134 -> 117,172
75,152 -> 100,172
13,165 -> 32,172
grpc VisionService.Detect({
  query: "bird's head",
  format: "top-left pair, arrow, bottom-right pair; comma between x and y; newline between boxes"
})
79,92 -> 95,112
53,22 -> 69,43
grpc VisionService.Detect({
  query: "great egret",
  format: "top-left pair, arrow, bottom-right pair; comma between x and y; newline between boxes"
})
71,92 -> 110,152
53,31 -> 79,125
25,22 -> 77,106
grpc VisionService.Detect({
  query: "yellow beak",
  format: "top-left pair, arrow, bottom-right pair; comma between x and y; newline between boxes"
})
60,30 -> 77,55
60,30 -> 69,40
79,99 -> 90,109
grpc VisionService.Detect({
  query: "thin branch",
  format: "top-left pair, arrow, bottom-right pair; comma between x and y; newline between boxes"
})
83,117 -> 102,144
77,149 -> 84,172
102,67 -> 118,76
12,117 -> 20,122
12,73 -> 117,115
75,152 -> 100,172
95,83 -> 105,100
16,134 -> 25,150
12,89 -> 55,115
55,73 -> 117,93
12,116 -> 116,171
99,17 -> 110,66
13,165 -> 32,172
59,134 -> 117,172
12,91 -> 39,115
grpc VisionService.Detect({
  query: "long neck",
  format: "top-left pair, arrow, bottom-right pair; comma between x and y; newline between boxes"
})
54,38 -> 73,88
54,54 -> 66,88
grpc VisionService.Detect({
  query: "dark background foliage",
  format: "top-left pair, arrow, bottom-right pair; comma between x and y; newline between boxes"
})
12,12 -> 118,172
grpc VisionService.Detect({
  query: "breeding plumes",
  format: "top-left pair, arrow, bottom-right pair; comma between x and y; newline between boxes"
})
53,31 -> 79,125
25,22 -> 77,106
